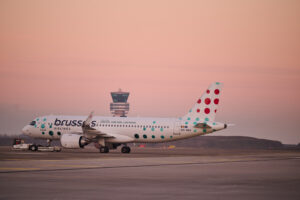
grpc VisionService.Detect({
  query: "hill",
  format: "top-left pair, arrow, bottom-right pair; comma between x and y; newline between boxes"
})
163,136 -> 284,149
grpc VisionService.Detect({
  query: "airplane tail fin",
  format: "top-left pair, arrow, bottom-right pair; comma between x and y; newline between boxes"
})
183,82 -> 223,124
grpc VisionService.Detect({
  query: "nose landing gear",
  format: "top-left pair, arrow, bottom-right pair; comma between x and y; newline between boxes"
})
29,144 -> 38,151
46,139 -> 52,147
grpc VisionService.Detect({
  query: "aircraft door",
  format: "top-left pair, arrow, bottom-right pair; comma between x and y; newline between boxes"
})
173,121 -> 181,135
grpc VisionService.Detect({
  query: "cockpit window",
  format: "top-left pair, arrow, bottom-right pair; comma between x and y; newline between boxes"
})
30,121 -> 36,126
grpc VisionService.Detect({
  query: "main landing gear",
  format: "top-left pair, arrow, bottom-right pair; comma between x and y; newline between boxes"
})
121,146 -> 131,154
99,145 -> 131,154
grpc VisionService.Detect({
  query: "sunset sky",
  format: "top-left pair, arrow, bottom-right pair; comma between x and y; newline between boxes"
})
0,0 -> 299,143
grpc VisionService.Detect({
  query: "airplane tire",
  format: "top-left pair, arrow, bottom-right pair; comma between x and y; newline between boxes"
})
121,146 -> 131,154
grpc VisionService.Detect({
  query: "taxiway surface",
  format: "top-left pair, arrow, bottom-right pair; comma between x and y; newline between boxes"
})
0,147 -> 300,199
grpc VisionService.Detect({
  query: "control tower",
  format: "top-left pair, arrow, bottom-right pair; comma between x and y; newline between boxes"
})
110,89 -> 130,117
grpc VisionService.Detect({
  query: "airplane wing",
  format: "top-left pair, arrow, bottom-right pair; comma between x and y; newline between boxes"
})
81,112 -> 114,139
78,112 -> 134,143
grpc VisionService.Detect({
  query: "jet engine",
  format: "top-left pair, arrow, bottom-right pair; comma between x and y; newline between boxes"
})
60,133 -> 89,148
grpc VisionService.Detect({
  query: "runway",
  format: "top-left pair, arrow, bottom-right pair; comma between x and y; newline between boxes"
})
0,147 -> 300,199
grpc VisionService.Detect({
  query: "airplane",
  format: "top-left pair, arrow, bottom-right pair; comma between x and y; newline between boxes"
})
22,82 -> 229,153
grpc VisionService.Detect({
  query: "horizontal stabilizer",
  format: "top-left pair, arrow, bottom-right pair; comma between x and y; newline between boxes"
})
194,122 -> 227,131
194,123 -> 212,129
227,123 -> 235,127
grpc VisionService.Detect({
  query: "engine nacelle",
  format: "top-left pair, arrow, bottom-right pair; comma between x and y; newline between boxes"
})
60,133 -> 88,148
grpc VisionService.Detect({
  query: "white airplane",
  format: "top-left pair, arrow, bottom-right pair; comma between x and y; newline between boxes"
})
22,82 -> 228,153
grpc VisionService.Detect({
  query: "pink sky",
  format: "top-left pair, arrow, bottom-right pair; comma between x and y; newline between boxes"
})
0,0 -> 299,143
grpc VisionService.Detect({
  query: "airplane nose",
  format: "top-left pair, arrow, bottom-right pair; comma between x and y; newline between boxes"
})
22,125 -> 30,135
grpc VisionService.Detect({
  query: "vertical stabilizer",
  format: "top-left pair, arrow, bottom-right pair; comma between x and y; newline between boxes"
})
182,82 -> 223,124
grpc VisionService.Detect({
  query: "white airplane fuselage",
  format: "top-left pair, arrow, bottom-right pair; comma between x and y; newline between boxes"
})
22,115 -> 225,143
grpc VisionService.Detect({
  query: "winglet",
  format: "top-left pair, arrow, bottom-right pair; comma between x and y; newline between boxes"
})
82,111 -> 94,127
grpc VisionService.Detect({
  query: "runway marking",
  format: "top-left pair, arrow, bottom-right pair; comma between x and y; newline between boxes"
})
40,160 -> 62,162
43,165 -> 99,168
1,159 -> 28,161
9,152 -> 49,155
0,167 -> 40,171
0,156 -> 299,174
0,159 -> 62,162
